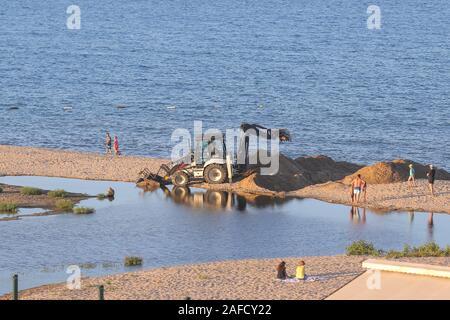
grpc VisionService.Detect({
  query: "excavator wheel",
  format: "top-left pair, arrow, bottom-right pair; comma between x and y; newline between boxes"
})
172,171 -> 189,187
204,164 -> 227,184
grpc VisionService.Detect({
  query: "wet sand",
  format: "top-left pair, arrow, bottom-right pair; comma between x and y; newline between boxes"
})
1,145 -> 449,214
2,256 -> 448,300
290,180 -> 450,214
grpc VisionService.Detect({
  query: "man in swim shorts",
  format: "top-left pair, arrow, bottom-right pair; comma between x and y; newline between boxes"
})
351,174 -> 366,204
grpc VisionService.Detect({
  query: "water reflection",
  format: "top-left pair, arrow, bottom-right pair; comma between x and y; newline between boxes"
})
349,206 -> 366,224
157,186 -> 293,211
406,210 -> 436,240
428,212 -> 434,227
408,211 -> 415,224
428,212 -> 434,240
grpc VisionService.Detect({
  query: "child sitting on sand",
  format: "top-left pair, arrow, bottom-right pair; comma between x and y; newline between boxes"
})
276,261 -> 288,280
295,260 -> 305,280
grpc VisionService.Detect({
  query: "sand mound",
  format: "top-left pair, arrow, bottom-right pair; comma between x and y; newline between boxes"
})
252,154 -> 312,192
238,154 -> 361,192
342,159 -> 450,185
237,154 -> 450,192
295,155 -> 363,184
236,173 -> 261,190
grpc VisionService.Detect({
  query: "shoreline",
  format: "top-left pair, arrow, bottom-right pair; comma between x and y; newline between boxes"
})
1,145 -> 449,214
290,180 -> 450,214
0,255 -> 367,300
2,255 -> 449,300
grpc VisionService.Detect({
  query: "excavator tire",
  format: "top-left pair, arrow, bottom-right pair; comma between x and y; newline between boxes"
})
172,171 -> 189,187
204,164 -> 227,184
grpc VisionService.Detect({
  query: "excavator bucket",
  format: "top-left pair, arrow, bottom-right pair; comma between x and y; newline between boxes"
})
137,163 -> 188,188
136,165 -> 172,188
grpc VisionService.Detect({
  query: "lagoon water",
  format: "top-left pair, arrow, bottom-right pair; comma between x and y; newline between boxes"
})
0,176 -> 449,294
1,1 -> 450,169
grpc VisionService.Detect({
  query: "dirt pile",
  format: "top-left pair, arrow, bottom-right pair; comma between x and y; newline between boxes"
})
342,159 -> 450,185
238,154 -> 361,192
251,154 -> 312,192
237,154 -> 450,192
295,155 -> 363,184
236,173 -> 262,191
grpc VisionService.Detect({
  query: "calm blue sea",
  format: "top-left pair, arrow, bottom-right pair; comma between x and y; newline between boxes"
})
1,1 -> 449,168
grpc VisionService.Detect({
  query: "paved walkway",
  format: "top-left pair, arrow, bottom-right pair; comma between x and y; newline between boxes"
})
327,262 -> 450,300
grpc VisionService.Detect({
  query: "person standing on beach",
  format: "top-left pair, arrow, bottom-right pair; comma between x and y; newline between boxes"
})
113,135 -> 120,156
105,132 -> 112,154
362,178 -> 367,202
407,164 -> 416,188
351,174 -> 366,204
427,165 -> 436,196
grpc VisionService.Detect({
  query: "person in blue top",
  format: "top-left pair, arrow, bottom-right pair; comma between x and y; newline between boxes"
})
407,164 -> 416,188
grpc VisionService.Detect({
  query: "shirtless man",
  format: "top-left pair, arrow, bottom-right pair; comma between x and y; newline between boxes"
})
351,174 -> 366,204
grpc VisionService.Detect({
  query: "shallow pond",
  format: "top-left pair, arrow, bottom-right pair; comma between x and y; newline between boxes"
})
0,176 -> 449,295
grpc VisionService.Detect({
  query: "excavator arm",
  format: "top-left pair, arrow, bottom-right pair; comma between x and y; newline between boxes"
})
238,123 -> 291,168
239,123 -> 291,142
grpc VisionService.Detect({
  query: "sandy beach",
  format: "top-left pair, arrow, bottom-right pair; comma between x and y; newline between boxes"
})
290,180 -> 450,214
0,145 -> 167,182
0,256 -> 366,300
1,145 -> 449,214
2,255 -> 448,300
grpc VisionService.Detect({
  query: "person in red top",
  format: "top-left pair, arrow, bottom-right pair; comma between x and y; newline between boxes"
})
113,135 -> 120,156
